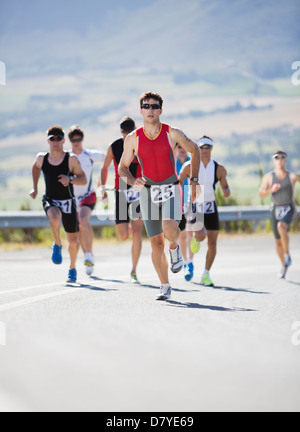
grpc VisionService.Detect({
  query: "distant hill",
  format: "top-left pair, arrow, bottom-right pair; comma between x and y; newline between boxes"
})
1,0 -> 299,79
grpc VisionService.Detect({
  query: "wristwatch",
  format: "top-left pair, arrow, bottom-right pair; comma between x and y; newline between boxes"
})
69,175 -> 74,183
190,177 -> 199,182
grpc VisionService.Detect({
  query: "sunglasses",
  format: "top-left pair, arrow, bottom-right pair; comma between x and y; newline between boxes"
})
273,155 -> 287,160
49,136 -> 64,142
141,103 -> 161,110
71,138 -> 83,143
200,145 -> 212,150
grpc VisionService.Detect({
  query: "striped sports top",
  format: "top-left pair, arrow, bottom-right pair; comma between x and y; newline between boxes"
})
136,123 -> 178,185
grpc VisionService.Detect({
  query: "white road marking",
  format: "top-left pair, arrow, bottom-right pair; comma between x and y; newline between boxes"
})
0,289 -> 79,312
0,273 -> 164,312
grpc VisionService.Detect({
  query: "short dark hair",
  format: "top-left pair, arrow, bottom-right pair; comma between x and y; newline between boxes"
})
47,125 -> 64,138
201,135 -> 213,142
140,91 -> 163,108
273,149 -> 287,157
68,125 -> 84,140
120,116 -> 136,132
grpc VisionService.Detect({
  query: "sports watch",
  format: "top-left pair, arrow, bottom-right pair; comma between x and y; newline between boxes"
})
190,177 -> 199,182
69,175 -> 74,183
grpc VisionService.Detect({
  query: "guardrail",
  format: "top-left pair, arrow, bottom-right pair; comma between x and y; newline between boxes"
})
0,206 -> 299,230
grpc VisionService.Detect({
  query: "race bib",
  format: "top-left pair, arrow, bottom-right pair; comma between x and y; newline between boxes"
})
192,200 -> 215,214
275,205 -> 291,220
204,201 -> 215,214
52,199 -> 73,214
124,188 -> 140,204
150,184 -> 175,204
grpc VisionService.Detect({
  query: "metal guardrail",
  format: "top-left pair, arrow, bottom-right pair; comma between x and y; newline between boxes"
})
0,206 -> 299,230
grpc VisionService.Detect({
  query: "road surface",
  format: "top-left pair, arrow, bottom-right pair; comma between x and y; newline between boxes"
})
0,234 -> 299,412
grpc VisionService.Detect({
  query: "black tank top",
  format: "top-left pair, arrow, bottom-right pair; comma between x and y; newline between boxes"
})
111,138 -> 141,189
42,152 -> 74,200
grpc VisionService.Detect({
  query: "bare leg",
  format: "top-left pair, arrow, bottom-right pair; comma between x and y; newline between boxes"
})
162,219 -> 180,249
66,232 -> 80,270
130,219 -> 143,274
150,233 -> 169,284
277,222 -> 290,256
79,206 -> 93,255
47,207 -> 62,246
205,230 -> 219,271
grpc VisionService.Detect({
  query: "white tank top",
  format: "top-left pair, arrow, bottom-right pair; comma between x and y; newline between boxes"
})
198,160 -> 218,202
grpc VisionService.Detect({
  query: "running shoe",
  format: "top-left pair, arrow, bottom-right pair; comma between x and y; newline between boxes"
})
191,237 -> 200,254
85,265 -> 94,276
284,254 -> 292,267
279,267 -> 287,279
84,253 -> 94,276
130,272 -> 140,284
169,245 -> 183,273
52,243 -> 62,265
280,254 -> 292,279
184,262 -> 194,281
67,268 -> 77,283
84,252 -> 94,267
156,285 -> 172,301
201,273 -> 214,287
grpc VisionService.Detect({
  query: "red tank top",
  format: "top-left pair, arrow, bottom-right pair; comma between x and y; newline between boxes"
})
136,123 -> 178,184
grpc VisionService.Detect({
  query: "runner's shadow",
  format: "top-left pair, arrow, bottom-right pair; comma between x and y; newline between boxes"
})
192,282 -> 269,295
166,300 -> 256,312
141,283 -> 199,293
89,276 -> 126,284
65,282 -> 117,292
285,280 -> 300,287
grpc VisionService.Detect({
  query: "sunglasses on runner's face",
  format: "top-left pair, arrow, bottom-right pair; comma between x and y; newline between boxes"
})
71,138 -> 83,143
200,145 -> 212,150
141,103 -> 161,110
274,155 -> 286,160
49,136 -> 63,142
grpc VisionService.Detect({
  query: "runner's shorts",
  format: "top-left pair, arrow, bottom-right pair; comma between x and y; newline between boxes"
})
186,200 -> 219,232
43,195 -> 79,234
139,183 -> 182,238
115,189 -> 142,225
271,204 -> 295,239
78,191 -> 97,211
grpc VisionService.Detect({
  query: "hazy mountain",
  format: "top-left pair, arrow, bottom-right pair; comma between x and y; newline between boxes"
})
1,0 -> 299,79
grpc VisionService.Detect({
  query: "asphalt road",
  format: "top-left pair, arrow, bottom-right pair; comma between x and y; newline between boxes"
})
0,234 -> 299,412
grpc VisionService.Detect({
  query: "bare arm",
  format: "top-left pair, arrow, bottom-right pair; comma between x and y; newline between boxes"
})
29,153 -> 45,199
118,132 -> 146,190
291,173 -> 300,185
171,128 -> 200,201
217,165 -> 231,198
98,145 -> 114,189
258,173 -> 277,198
58,155 -> 87,187
179,161 -> 191,186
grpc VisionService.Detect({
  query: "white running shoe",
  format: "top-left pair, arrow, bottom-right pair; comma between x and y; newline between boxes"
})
284,254 -> 292,267
279,267 -> 287,279
156,285 -> 172,301
85,265 -> 94,276
169,245 -> 183,273
84,252 -> 94,276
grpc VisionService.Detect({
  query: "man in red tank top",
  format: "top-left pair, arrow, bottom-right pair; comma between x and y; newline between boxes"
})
119,91 -> 200,301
